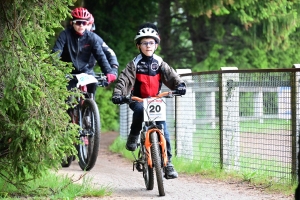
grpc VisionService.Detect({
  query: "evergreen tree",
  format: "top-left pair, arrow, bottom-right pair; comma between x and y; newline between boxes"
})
0,0 -> 78,190
180,0 -> 300,70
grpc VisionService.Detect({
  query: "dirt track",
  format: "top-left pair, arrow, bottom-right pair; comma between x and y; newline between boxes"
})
58,131 -> 294,200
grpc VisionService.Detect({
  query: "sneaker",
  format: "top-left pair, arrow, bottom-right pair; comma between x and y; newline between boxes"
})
126,135 -> 139,151
164,162 -> 178,179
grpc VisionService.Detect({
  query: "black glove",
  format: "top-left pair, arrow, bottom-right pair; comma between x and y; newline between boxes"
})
176,83 -> 186,95
112,94 -> 123,104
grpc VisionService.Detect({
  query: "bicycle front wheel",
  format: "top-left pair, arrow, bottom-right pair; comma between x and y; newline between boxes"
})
141,145 -> 154,190
77,99 -> 101,171
150,132 -> 165,196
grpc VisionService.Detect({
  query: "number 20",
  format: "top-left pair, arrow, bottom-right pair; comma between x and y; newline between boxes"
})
149,105 -> 161,113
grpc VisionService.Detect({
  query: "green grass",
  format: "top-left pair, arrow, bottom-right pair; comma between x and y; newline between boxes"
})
240,118 -> 290,133
0,170 -> 112,199
109,135 -> 297,196
191,118 -> 293,183
194,119 -> 290,134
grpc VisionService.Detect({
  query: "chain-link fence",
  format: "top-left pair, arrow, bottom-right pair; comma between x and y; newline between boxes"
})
119,67 -> 300,184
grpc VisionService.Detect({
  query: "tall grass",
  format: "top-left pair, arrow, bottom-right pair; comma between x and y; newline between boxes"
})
0,170 -> 112,199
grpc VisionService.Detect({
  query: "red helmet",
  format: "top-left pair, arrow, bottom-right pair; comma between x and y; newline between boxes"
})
71,7 -> 91,20
88,14 -> 94,24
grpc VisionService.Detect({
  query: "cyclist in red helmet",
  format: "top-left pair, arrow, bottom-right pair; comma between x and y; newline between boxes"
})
52,7 -> 118,96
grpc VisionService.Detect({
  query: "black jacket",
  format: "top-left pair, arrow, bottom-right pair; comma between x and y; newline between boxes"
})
52,27 -> 117,76
88,34 -> 119,71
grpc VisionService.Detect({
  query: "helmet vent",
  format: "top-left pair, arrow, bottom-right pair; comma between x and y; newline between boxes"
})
134,27 -> 160,43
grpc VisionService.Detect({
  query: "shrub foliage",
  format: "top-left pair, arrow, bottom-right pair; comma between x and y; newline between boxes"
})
0,0 -> 78,189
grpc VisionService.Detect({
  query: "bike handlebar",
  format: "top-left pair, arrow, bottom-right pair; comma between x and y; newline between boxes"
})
94,73 -> 108,87
66,73 -> 108,87
123,90 -> 181,104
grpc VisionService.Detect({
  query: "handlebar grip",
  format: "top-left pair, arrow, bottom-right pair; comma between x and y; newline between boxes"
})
121,97 -> 130,104
171,89 -> 183,96
171,90 -> 178,94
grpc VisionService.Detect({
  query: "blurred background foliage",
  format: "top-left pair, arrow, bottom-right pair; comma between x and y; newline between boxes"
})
1,0 -> 300,189
72,0 -> 300,131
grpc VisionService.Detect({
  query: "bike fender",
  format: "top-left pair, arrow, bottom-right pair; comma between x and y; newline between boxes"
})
145,130 -> 153,168
145,129 -> 169,168
156,129 -> 168,167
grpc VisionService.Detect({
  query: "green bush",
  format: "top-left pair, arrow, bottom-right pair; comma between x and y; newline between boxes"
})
0,0 -> 78,190
95,85 -> 119,132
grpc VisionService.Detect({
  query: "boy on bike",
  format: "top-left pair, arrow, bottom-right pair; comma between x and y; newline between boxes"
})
111,22 -> 186,179
52,7 -> 118,95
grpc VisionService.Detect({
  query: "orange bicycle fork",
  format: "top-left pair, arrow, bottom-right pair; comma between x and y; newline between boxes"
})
144,128 -> 168,168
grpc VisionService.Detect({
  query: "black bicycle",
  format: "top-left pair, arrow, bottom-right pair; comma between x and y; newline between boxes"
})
62,72 -> 107,171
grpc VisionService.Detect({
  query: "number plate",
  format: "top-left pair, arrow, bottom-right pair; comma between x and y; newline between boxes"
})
75,73 -> 98,87
143,98 -> 166,122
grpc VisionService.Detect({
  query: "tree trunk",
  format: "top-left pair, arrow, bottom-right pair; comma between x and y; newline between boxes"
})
157,0 -> 171,60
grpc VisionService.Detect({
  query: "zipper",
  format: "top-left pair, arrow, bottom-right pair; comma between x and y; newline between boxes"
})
76,37 -> 80,71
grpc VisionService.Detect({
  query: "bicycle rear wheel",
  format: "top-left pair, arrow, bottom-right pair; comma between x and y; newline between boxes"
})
77,99 -> 101,171
150,132 -> 165,196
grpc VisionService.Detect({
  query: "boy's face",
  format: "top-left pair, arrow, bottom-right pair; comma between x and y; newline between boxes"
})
137,38 -> 158,57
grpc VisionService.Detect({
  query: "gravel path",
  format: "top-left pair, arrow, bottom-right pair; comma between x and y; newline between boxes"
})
57,132 -> 294,200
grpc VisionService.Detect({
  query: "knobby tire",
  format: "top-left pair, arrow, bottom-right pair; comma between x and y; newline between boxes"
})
150,132 -> 165,196
77,99 -> 101,171
61,155 -> 73,167
141,144 -> 154,190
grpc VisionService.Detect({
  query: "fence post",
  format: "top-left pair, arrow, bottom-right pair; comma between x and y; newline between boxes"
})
175,69 -> 195,159
119,104 -> 129,139
220,67 -> 240,170
204,83 -> 216,128
254,88 -> 264,123
292,64 -> 300,183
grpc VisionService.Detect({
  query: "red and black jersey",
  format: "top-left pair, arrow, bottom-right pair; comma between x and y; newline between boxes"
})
132,54 -> 163,98
113,53 -> 185,97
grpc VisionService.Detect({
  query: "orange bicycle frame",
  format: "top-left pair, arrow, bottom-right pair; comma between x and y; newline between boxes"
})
144,128 -> 168,168
132,92 -> 172,168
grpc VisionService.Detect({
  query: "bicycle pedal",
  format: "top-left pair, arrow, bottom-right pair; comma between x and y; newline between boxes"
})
135,163 -> 143,172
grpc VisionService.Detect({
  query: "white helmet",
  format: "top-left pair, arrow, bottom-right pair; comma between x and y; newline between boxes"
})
134,27 -> 160,44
